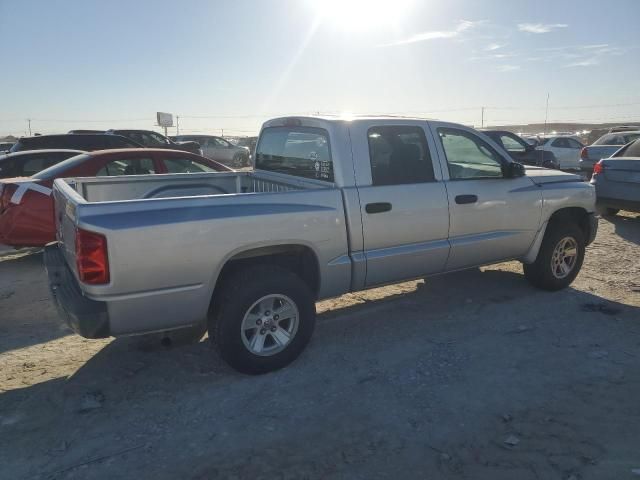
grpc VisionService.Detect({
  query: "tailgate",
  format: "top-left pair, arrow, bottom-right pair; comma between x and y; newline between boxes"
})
52,179 -> 85,275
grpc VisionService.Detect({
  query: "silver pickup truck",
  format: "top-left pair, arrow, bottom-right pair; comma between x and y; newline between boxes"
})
45,116 -> 598,374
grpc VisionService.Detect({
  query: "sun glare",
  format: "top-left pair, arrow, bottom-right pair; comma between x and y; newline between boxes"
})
309,0 -> 414,31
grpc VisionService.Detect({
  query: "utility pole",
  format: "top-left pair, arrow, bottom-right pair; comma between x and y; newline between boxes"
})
176,115 -> 180,136
543,93 -> 550,137
481,107 -> 485,128
221,128 -> 224,137
27,119 -> 32,136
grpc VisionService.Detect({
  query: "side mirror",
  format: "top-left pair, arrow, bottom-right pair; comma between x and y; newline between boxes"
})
504,162 -> 526,178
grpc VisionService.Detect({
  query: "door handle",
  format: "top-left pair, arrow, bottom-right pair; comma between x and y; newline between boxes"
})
455,194 -> 478,205
365,202 -> 392,214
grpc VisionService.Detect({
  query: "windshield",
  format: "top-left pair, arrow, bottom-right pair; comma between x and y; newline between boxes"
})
32,153 -> 90,180
255,127 -> 333,182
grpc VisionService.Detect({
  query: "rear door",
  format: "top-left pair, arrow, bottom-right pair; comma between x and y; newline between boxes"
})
350,121 -> 450,286
428,122 -> 542,271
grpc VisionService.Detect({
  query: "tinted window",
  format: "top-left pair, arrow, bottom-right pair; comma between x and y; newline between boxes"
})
0,158 -> 17,177
19,152 -> 74,176
615,139 -> 640,157
164,158 -> 216,173
255,127 -> 333,182
367,126 -> 434,185
108,135 -> 140,148
438,128 -> 504,179
551,138 -> 569,148
96,158 -> 156,176
623,133 -> 640,144
33,154 -> 90,180
594,134 -> 627,146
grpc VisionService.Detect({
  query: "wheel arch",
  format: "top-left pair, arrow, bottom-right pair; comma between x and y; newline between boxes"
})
209,243 -> 321,312
523,206 -> 594,264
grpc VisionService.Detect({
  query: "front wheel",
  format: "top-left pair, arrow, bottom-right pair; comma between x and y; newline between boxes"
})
523,222 -> 585,291
209,265 -> 316,374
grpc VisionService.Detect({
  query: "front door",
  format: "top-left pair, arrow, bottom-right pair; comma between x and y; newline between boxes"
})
429,123 -> 542,271
350,122 -> 451,287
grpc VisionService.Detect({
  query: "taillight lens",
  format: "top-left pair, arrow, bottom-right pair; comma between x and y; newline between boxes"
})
75,228 -> 110,284
593,161 -> 604,176
580,147 -> 588,160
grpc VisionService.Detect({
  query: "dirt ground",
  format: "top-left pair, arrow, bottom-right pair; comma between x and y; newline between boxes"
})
1,214 -> 639,480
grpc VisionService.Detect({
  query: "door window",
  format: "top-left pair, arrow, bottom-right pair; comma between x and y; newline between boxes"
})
96,158 -> 156,176
214,137 -> 231,147
566,138 -> 583,149
438,128 -> 504,179
499,134 -> 526,152
367,126 -> 435,185
551,138 -> 570,148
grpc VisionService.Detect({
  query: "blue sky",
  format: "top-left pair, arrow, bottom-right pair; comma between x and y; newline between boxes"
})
1,0 -> 639,136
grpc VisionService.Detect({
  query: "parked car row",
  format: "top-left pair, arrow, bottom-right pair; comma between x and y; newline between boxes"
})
6,130 -> 251,169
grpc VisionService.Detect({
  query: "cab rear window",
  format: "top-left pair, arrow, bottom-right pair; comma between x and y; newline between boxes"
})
255,127 -> 333,182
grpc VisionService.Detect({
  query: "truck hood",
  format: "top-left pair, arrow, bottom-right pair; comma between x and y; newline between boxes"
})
524,166 -> 582,185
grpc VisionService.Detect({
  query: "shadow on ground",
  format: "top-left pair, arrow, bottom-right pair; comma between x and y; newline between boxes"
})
0,252 -> 72,354
2,267 -> 639,479
608,212 -> 640,245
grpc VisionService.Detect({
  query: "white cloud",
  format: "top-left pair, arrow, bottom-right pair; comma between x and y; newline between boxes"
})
566,58 -> 599,67
381,20 -> 481,47
517,23 -> 568,34
497,65 -> 520,72
485,43 -> 505,51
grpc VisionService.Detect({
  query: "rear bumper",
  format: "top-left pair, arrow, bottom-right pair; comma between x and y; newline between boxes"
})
44,243 -> 110,339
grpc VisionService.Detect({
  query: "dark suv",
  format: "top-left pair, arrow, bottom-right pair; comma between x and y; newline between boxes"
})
106,130 -> 201,155
9,134 -> 141,152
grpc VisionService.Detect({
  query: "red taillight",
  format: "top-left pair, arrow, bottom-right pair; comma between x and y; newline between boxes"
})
75,228 -> 109,284
580,147 -> 588,160
593,161 -> 604,176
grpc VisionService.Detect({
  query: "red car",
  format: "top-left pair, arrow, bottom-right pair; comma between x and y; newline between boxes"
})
0,149 -> 231,248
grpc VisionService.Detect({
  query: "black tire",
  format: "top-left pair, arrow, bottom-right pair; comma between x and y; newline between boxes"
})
523,221 -> 585,291
209,265 -> 316,374
232,153 -> 249,168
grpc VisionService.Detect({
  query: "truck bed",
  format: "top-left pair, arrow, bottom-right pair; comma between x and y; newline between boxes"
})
52,169 -> 352,336
61,170 -> 317,203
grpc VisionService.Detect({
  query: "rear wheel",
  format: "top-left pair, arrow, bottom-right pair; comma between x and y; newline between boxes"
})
523,222 -> 585,291
209,265 -> 316,374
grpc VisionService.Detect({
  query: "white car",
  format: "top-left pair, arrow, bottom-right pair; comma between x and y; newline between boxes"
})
536,136 -> 584,170
172,135 -> 250,168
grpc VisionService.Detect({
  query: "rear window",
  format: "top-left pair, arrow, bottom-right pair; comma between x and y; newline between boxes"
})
33,154 -> 90,180
255,127 -> 333,182
593,134 -> 633,146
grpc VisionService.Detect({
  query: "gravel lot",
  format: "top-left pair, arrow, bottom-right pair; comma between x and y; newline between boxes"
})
1,214 -> 639,479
